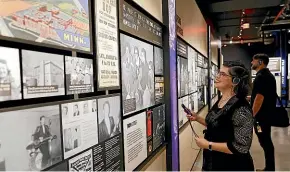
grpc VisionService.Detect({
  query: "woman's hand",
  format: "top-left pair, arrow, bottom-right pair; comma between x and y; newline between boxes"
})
195,137 -> 209,149
186,111 -> 198,121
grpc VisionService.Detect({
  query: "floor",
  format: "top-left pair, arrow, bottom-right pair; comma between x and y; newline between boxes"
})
192,127 -> 290,171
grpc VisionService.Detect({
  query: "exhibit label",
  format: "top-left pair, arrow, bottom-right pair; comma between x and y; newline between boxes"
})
119,0 -> 162,46
96,0 -> 120,89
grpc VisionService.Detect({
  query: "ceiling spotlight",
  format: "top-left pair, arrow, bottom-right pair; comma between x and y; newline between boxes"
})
288,29 -> 290,33
270,34 -> 272,36
230,40 -> 233,44
241,19 -> 244,22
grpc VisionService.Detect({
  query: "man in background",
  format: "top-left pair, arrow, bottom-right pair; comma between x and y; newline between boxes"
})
251,54 -> 276,171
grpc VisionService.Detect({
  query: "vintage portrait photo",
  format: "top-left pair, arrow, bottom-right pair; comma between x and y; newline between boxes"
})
155,77 -> 164,104
22,50 -> 65,99
61,99 -> 98,159
180,57 -> 188,97
154,47 -> 163,75
198,87 -> 205,111
98,96 -> 121,143
0,46 -> 21,102
0,105 -> 62,171
152,105 -> 165,151
65,56 -> 94,95
120,34 -> 155,115
177,56 -> 181,97
188,47 -> 197,93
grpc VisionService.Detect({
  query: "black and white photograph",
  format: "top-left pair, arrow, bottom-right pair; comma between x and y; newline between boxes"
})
177,56 -> 181,97
0,46 -> 21,102
98,96 -> 121,143
61,99 -> 98,159
65,56 -> 94,95
120,34 -> 155,115
123,112 -> 147,171
22,50 -> 65,99
197,87 -> 205,111
154,47 -> 163,75
152,105 -> 165,151
155,77 -> 164,104
0,105 -> 62,171
188,47 -> 197,93
180,57 -> 188,96
69,149 -> 93,171
178,98 -> 184,128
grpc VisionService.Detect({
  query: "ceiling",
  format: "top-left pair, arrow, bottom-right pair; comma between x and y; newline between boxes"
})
196,0 -> 290,43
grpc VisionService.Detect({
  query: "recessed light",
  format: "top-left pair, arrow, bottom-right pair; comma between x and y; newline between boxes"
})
230,40 -> 233,44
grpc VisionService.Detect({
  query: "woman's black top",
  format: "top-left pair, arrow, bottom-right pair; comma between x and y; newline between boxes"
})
202,96 -> 254,171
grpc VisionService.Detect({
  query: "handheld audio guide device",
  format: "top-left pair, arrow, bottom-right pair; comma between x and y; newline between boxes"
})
181,104 -> 199,138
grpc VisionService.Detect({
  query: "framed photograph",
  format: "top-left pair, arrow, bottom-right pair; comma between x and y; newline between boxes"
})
22,50 -> 65,99
0,46 -> 21,102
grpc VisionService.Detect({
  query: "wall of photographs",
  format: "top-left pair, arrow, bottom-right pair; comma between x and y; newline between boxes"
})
177,38 -> 209,129
0,0 -> 166,171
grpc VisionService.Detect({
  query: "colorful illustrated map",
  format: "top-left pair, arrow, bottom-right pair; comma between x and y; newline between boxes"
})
0,0 -> 90,52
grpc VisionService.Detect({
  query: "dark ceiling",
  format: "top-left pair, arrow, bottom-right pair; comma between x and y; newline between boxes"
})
196,0 -> 290,42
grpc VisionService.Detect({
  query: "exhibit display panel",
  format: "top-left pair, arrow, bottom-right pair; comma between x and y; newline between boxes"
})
0,46 -> 21,102
96,0 -> 120,90
22,50 -> 65,99
65,56 -> 94,95
0,0 -> 92,53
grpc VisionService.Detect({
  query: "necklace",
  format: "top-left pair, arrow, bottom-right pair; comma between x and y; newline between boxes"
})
218,95 -> 234,107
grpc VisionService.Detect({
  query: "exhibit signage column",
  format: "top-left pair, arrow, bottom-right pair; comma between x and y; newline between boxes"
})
163,0 -> 179,171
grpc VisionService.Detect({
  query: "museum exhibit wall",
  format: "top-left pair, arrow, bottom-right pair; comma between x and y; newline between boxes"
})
176,0 -> 208,57
211,34 -> 219,65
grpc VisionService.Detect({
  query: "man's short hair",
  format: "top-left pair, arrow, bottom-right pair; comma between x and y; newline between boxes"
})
40,116 -> 45,121
253,54 -> 269,66
103,101 -> 110,115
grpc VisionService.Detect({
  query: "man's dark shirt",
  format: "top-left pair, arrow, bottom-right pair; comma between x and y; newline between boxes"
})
251,68 -> 277,124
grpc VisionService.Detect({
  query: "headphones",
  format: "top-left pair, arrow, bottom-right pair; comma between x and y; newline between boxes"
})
232,77 -> 241,85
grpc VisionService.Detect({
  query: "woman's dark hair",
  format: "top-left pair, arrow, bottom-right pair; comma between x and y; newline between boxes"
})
223,61 -> 250,98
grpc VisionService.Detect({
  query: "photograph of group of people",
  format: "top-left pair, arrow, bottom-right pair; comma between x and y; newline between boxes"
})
120,34 -> 155,115
65,56 -> 94,95
0,46 -> 21,102
0,105 -> 62,171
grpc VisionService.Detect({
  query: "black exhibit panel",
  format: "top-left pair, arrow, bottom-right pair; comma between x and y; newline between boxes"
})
0,46 -> 21,102
0,104 -> 62,171
65,56 -> 94,95
0,0 -> 92,53
22,50 -> 65,99
176,37 -> 209,130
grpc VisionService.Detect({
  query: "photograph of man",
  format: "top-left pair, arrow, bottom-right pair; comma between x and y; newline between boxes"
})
83,102 -> 89,114
62,106 -> 68,119
154,47 -> 163,75
33,116 -> 52,169
73,104 -> 80,116
64,126 -> 81,153
98,101 -> 119,142
92,100 -> 97,112
98,96 -> 121,143
0,47 -> 21,102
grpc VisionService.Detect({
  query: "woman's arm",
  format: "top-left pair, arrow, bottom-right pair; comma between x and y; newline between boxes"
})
195,106 -> 253,154
196,116 -> 207,126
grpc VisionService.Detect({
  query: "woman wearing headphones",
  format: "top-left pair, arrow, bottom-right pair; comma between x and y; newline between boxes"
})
187,61 -> 254,171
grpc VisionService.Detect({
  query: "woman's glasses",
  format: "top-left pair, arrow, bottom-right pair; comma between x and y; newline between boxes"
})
215,71 -> 231,78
